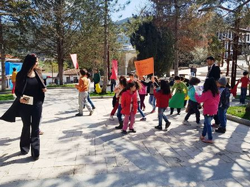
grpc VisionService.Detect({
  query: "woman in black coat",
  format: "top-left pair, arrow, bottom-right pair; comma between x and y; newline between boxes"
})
1,54 -> 46,160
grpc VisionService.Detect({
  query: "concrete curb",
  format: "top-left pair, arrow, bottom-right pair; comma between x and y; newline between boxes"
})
47,87 -> 75,89
0,100 -> 14,104
226,114 -> 250,127
90,96 -> 113,99
232,99 -> 250,102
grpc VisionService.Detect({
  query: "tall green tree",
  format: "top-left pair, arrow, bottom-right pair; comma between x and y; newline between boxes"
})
23,0 -> 104,85
0,0 -> 31,91
130,21 -> 174,76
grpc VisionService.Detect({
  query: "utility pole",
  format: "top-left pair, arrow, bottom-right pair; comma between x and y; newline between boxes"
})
102,0 -> 108,93
0,16 -> 6,91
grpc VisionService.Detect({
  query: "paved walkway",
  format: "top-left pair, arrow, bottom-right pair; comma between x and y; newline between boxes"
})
0,89 -> 250,187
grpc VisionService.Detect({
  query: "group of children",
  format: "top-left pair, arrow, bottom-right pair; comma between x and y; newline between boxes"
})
74,69 -> 249,144
109,73 -> 238,144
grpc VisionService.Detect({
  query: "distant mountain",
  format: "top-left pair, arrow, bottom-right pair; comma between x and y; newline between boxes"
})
115,17 -> 131,25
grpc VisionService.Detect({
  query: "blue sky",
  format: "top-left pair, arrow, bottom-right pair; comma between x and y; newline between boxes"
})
111,0 -> 150,21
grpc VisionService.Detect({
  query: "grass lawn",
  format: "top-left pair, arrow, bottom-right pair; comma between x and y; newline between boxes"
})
227,105 -> 250,121
0,94 -> 14,101
235,95 -> 250,100
89,92 -> 114,97
47,84 -> 75,88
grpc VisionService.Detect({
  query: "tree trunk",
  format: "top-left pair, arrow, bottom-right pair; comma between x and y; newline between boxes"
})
231,17 -> 240,88
102,0 -> 108,93
56,0 -> 64,85
174,0 -> 179,76
0,16 -> 6,91
57,38 -> 64,85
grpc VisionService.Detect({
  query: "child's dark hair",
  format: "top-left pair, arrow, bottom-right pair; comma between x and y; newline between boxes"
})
160,80 -> 170,95
13,68 -> 16,71
134,81 -> 142,90
119,75 -> 125,82
119,81 -> 135,96
243,71 -> 249,76
80,69 -> 87,76
87,72 -> 91,78
203,78 -> 219,97
189,77 -> 200,86
174,76 -> 180,80
126,81 -> 136,90
128,73 -> 134,77
119,76 -> 127,87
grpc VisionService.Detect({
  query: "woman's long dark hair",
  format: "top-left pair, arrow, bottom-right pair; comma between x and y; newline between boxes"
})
18,54 -> 37,80
160,80 -> 170,95
203,78 -> 219,97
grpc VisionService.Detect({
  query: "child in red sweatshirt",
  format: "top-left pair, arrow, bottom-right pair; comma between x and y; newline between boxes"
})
121,82 -> 138,134
154,80 -> 172,130
195,78 -> 220,143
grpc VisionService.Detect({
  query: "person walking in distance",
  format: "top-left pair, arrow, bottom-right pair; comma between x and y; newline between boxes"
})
239,71 -> 249,104
1,54 -> 47,160
75,69 -> 93,116
110,68 -> 117,93
93,68 -> 101,93
11,67 -> 17,94
139,77 -> 147,111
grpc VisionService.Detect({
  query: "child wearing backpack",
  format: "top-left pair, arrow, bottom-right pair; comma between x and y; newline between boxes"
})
240,71 -> 250,104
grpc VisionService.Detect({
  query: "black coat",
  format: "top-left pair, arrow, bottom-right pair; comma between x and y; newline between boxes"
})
0,70 -> 46,123
207,64 -> 221,81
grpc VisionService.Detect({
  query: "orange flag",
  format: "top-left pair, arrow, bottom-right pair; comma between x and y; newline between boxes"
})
134,57 -> 154,77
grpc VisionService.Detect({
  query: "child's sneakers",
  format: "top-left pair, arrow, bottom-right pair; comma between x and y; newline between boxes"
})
140,117 -> 146,121
212,123 -> 219,128
182,120 -> 190,125
155,126 -> 162,130
129,129 -> 136,133
215,127 -> 226,134
121,130 -> 127,134
165,121 -> 171,129
109,115 -> 114,121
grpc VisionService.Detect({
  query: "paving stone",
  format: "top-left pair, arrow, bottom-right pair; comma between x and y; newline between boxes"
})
0,88 -> 250,186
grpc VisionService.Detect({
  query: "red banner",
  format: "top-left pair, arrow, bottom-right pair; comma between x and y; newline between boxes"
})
70,54 -> 79,69
110,60 -> 118,80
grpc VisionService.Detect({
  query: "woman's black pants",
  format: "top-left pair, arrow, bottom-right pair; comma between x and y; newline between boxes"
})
20,102 -> 42,157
